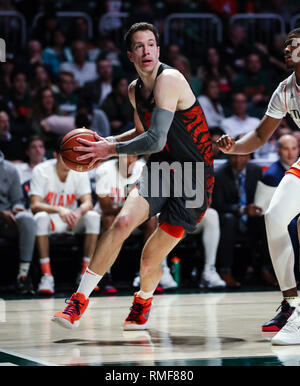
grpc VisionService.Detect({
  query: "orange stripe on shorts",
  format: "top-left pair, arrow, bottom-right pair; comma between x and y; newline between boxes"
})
159,222 -> 185,238
50,219 -> 55,232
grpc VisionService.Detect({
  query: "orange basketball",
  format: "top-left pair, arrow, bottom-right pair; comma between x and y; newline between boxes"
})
60,128 -> 101,172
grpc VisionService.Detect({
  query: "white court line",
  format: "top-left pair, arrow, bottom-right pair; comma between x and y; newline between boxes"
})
0,348 -> 57,366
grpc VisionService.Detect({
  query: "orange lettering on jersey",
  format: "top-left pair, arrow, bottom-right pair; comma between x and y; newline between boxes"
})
53,193 -> 57,205
66,194 -> 76,206
58,194 -> 64,206
45,192 -> 54,205
297,160 -> 300,167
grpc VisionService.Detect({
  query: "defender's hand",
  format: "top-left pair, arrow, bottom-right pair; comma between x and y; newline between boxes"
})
217,134 -> 236,153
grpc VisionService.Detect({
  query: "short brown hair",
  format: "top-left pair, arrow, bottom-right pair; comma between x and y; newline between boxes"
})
124,22 -> 159,51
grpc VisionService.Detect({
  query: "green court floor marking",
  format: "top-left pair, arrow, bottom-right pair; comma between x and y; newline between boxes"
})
93,355 -> 285,366
0,350 -> 55,366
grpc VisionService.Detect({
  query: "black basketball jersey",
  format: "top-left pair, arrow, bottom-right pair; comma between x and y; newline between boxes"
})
134,63 -> 214,171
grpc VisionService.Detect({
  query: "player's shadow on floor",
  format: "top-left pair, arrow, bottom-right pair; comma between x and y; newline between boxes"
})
54,329 -> 245,348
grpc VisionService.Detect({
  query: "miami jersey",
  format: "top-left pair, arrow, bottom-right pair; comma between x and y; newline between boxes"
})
266,72 -> 300,124
266,72 -> 300,178
30,159 -> 91,210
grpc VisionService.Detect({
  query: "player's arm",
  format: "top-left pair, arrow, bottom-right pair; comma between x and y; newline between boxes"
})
76,193 -> 93,216
217,115 -> 281,154
73,72 -> 180,165
113,71 -> 179,155
30,195 -> 63,214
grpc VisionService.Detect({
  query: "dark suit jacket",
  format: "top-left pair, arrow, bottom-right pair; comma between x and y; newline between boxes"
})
212,161 -> 263,216
80,78 -> 102,106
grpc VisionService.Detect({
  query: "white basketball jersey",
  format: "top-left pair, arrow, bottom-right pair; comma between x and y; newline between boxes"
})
266,72 -> 300,127
30,159 -> 91,210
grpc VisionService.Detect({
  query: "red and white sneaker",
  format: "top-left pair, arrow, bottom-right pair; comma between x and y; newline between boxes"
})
123,292 -> 153,330
38,274 -> 54,295
51,292 -> 89,329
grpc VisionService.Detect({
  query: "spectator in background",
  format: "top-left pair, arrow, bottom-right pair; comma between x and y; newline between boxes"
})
100,77 -> 134,135
162,44 -> 181,67
92,36 -> 122,68
30,143 -> 101,295
42,29 -> 71,76
198,78 -> 225,128
15,135 -> 46,209
196,46 -> 232,101
0,53 -> 15,97
0,110 -> 25,162
55,71 -> 79,116
30,64 -> 58,98
171,55 -> 202,97
212,150 -> 267,287
38,100 -> 111,139
30,86 -> 61,156
15,40 -> 46,76
232,53 -> 272,118
59,40 -> 97,88
0,150 -> 36,294
254,33 -> 291,83
6,70 -> 32,142
221,24 -> 250,75
31,8 -> 60,48
220,92 -> 260,138
80,58 -> 113,108
68,17 -> 90,44
75,100 -> 111,138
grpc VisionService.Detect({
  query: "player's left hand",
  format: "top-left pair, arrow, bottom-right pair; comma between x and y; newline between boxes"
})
74,135 -> 117,169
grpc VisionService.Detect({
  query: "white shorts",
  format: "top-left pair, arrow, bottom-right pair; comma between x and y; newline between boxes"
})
34,210 -> 100,236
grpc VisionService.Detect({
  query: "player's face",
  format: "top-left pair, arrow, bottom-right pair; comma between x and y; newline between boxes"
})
26,140 -> 45,163
57,154 -> 70,172
127,30 -> 160,73
284,34 -> 300,69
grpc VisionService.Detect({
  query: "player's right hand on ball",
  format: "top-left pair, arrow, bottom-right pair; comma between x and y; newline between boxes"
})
216,134 -> 236,153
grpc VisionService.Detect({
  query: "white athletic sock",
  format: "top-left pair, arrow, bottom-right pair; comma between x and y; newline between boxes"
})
18,262 -> 30,278
284,296 -> 300,308
137,289 -> 154,299
77,267 -> 103,299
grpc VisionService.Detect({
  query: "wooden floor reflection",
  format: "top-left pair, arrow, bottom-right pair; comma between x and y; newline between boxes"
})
1,291 -> 299,366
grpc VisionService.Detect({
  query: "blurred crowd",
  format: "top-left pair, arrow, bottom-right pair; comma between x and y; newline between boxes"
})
1,0 -> 300,295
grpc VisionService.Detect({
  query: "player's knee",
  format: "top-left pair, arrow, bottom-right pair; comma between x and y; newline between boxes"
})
15,211 -> 36,232
113,214 -> 133,239
83,210 -> 101,234
34,211 -> 50,235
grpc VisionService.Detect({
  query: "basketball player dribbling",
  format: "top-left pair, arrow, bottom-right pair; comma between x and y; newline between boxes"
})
52,22 -> 214,330
217,28 -> 300,345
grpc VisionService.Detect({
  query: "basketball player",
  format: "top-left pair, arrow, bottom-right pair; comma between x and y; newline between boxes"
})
217,28 -> 300,345
30,142 -> 100,294
52,22 -> 214,330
